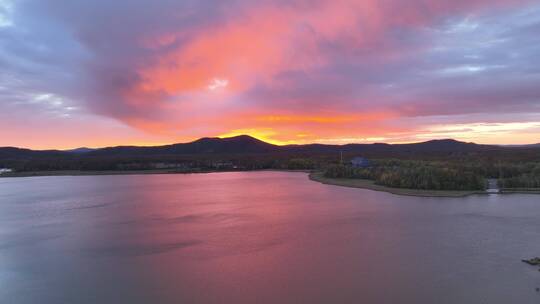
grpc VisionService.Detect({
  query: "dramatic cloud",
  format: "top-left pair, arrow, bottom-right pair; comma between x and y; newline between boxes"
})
0,0 -> 539,148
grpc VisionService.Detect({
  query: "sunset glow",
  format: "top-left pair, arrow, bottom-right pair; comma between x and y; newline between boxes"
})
1,0 -> 539,149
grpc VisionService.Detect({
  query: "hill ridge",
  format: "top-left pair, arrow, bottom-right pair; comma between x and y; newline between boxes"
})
1,135 -> 534,159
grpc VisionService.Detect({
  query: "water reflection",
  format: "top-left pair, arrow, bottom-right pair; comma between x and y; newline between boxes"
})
0,172 -> 539,303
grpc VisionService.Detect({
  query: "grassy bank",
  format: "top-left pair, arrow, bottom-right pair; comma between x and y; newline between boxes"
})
309,172 -> 485,197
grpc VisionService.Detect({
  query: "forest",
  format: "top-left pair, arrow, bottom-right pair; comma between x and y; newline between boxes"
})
498,163 -> 540,189
323,160 -> 486,191
322,159 -> 540,191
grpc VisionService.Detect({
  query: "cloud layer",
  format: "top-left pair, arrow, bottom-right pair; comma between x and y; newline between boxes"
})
1,0 -> 539,148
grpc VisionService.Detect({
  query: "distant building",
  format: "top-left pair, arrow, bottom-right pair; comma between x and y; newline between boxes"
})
350,157 -> 371,168
0,168 -> 13,174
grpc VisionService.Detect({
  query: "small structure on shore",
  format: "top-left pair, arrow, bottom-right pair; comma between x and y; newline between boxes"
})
486,178 -> 500,194
0,168 -> 13,174
350,157 -> 371,168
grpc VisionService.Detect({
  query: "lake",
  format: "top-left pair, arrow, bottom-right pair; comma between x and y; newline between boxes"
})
0,171 -> 539,303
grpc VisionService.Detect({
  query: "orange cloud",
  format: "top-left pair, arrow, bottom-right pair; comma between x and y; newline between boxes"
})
253,111 -> 396,124
138,6 -> 292,96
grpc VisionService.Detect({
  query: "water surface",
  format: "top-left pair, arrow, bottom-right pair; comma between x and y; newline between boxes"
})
1,172 -> 539,303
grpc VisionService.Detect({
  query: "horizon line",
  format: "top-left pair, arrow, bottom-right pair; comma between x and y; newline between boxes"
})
1,134 -> 538,151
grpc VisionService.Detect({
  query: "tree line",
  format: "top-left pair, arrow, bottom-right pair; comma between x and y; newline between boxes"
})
498,163 -> 540,189
2,151 -> 539,191
324,160 -> 486,191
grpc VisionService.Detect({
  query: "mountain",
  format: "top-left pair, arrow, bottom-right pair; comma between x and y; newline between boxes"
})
0,147 -> 66,159
87,135 -> 278,156
386,139 -> 485,153
503,143 -> 540,148
84,136 -> 496,157
282,139 -> 488,154
65,147 -> 96,153
0,135 -> 528,160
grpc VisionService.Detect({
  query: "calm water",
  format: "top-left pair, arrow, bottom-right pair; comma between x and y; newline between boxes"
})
0,171 -> 539,303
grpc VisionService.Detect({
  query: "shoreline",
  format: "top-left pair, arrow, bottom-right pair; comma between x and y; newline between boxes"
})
2,170 -> 538,197
0,169 -> 311,178
309,172 -> 540,197
0,169 -> 196,178
500,189 -> 540,194
309,172 -> 487,198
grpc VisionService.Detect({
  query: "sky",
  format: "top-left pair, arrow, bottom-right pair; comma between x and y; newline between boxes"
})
1,0 -> 539,149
